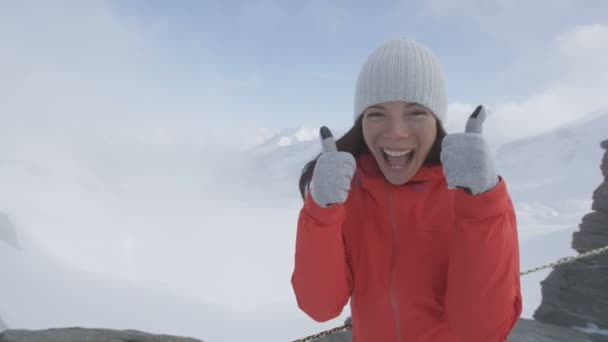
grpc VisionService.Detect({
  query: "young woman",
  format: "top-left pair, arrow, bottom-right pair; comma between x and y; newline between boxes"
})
291,38 -> 522,341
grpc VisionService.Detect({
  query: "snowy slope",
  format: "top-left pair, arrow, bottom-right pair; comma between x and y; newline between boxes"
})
0,226 -> 227,340
496,112 -> 607,203
495,112 -> 606,244
251,112 -> 607,204
0,224 -> 336,342
246,126 -> 349,204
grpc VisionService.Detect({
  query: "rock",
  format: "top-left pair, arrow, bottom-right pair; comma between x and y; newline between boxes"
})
576,211 -> 608,236
0,316 -> 6,332
602,140 -> 608,179
0,328 -> 203,342
533,139 -> 608,337
533,260 -> 608,330
307,318 -> 599,342
508,318 -> 602,342
592,183 -> 608,214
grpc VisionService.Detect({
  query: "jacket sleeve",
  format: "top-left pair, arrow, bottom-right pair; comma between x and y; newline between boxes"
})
291,192 -> 353,322
445,177 -> 523,341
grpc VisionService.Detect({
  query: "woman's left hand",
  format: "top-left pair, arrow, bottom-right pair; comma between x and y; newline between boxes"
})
440,105 -> 499,195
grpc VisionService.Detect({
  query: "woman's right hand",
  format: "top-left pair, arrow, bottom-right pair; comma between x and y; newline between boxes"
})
310,126 -> 357,208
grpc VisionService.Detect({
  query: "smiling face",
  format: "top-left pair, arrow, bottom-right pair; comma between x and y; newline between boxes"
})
362,101 -> 438,185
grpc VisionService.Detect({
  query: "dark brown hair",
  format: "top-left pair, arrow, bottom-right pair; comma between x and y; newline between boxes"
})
298,115 -> 447,200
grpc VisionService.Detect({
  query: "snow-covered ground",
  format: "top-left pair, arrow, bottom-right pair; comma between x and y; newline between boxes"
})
574,323 -> 608,337
0,112 -> 606,341
0,227 -> 340,341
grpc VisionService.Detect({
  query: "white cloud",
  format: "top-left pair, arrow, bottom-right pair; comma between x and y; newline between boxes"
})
0,122 -> 299,312
468,24 -> 608,145
554,24 -> 608,81
0,1 -> 288,314
417,0 -> 601,47
420,0 -> 573,17
0,2 -> 141,120
0,1 -> 266,151
444,102 -> 477,133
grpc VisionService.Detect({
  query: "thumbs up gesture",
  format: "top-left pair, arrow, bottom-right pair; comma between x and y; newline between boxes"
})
309,126 -> 357,207
440,105 -> 499,195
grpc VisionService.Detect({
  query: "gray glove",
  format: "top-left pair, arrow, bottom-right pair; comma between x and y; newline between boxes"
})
310,126 -> 357,207
440,105 -> 498,195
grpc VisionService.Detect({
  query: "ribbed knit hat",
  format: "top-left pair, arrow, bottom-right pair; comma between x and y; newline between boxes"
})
353,38 -> 448,123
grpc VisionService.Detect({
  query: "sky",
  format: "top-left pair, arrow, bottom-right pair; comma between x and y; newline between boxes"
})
2,0 -> 608,149
1,1 -> 608,341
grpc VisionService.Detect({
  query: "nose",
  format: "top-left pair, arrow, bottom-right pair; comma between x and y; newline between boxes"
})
382,117 -> 411,139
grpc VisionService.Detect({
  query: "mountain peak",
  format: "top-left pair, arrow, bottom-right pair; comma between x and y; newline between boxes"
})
274,127 -> 318,147
251,126 -> 320,155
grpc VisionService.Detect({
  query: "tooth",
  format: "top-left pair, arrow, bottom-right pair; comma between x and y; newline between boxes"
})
383,148 -> 412,157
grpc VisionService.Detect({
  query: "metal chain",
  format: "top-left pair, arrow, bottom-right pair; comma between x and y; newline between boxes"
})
292,244 -> 608,342
519,244 -> 608,276
292,323 -> 353,342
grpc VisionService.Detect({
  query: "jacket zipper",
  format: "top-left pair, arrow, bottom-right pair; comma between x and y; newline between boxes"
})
387,186 -> 403,342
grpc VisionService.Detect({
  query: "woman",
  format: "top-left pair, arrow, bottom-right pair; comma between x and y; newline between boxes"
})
291,38 -> 522,341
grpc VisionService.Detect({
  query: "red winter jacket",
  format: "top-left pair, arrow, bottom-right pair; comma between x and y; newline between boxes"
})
292,152 -> 522,341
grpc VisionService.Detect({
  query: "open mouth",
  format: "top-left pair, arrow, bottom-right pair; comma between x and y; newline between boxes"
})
381,148 -> 415,169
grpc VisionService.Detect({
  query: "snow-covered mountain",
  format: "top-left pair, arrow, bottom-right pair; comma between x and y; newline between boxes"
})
496,112 -> 607,203
250,112 -> 606,205
250,126 -> 319,156
494,112 -> 606,243
245,126 -> 349,204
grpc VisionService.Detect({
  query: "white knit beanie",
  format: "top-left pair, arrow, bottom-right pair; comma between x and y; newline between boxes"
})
353,38 -> 448,123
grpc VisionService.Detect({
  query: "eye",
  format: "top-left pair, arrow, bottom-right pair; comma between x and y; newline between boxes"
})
411,110 -> 427,116
366,112 -> 385,118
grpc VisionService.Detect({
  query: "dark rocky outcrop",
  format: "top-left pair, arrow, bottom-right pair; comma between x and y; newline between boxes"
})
533,139 -> 608,341
0,328 -> 203,342
509,318 -> 596,341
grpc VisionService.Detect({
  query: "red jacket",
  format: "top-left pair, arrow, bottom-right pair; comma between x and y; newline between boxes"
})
292,152 -> 522,341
